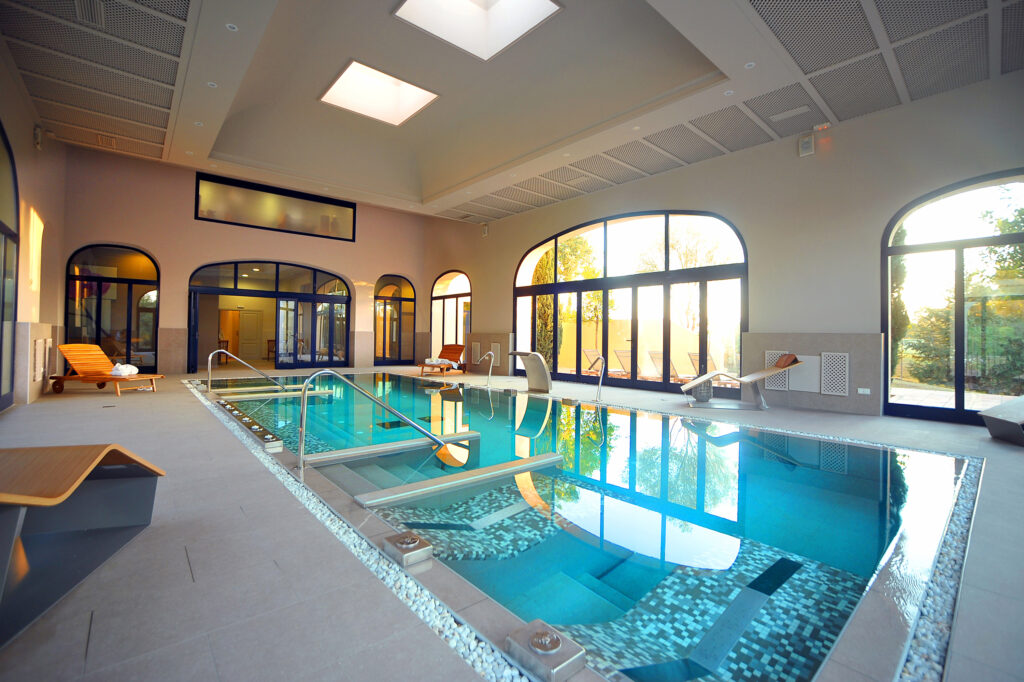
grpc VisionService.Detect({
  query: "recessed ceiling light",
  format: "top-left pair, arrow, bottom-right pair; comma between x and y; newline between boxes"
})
194,121 -> 204,126
724,90 -> 735,96
320,61 -> 437,126
395,0 -> 560,61
225,23 -> 238,31
207,81 -> 218,88
632,125 -> 641,131
251,267 -> 261,272
240,273 -> 249,277
744,62 -> 756,69
185,151 -> 194,156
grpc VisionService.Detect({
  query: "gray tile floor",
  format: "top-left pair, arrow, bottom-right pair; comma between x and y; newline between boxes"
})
0,366 -> 1021,681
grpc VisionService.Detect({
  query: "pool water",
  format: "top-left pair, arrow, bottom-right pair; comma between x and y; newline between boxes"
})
206,373 -> 964,681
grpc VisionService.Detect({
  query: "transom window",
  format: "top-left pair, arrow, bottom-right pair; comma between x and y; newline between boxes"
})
514,211 -> 747,395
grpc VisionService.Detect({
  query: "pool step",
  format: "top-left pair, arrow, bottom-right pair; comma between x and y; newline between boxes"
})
306,431 -> 481,466
316,462 -> 380,496
575,572 -> 635,612
383,462 -> 433,485
347,463 -> 407,489
600,557 -> 673,602
506,571 -> 625,625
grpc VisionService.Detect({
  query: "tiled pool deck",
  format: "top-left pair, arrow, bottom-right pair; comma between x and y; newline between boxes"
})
0,365 -> 1021,681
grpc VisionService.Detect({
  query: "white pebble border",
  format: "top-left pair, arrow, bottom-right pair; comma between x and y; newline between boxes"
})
191,380 -> 983,681
186,383 -> 531,682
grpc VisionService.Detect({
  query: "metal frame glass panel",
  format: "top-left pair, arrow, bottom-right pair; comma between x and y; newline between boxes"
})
0,121 -> 17,411
374,274 -> 415,365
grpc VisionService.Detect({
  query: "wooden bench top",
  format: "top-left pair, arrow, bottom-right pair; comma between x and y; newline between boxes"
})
0,444 -> 165,507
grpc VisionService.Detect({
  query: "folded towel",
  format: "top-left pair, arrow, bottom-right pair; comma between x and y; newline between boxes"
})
111,363 -> 140,376
424,359 -> 458,368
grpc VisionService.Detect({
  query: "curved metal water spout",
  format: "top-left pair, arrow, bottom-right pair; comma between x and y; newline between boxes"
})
587,354 -> 606,402
480,351 -> 495,389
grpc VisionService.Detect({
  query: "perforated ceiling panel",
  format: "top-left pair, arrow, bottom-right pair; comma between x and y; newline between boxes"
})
566,174 -> 613,193
22,72 -> 170,126
455,202 -> 511,220
749,0 -> 878,74
744,83 -> 827,138
36,100 -> 166,143
471,194 -> 531,214
541,166 -> 585,184
14,0 -> 185,55
134,0 -> 188,21
875,0 -> 986,42
1002,3 -> 1023,74
47,121 -> 163,157
689,106 -> 772,152
570,154 -> 645,184
0,4 -> 179,83
809,54 -> 900,121
493,186 -> 556,208
437,209 -> 475,221
514,177 -> 583,201
644,123 -> 723,164
7,41 -> 174,108
604,140 -> 681,175
894,16 -> 988,100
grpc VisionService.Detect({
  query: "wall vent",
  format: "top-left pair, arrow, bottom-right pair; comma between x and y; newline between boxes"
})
74,0 -> 105,27
764,350 -> 790,390
96,134 -> 118,148
821,352 -> 849,395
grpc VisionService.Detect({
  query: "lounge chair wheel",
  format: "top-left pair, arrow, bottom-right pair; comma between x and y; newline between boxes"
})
96,382 -> 106,389
52,379 -> 64,394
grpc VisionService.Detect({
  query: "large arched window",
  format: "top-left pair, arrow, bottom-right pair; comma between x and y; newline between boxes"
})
431,271 -> 470,356
374,275 -> 415,365
66,245 -> 159,372
187,261 -> 350,371
884,170 -> 1024,423
513,211 -> 747,395
0,121 -> 17,411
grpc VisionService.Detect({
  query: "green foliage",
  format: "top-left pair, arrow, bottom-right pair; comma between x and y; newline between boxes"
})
904,301 -> 953,386
889,230 -> 910,374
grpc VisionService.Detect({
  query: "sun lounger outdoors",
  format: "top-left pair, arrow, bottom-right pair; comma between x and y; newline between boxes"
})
50,344 -> 164,396
679,353 -> 802,410
418,344 -> 465,377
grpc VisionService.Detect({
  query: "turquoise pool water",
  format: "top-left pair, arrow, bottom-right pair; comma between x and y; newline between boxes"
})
208,373 -> 964,681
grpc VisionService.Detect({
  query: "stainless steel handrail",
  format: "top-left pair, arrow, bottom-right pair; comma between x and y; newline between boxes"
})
207,349 -> 286,393
480,351 -> 495,388
297,369 -> 468,482
587,355 -> 606,402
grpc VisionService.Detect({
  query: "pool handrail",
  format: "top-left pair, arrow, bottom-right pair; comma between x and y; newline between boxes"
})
207,349 -> 286,393
480,351 -> 495,388
587,354 -> 606,402
297,369 -> 468,482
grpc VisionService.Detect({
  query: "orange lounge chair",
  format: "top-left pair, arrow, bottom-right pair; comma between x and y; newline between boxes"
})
418,344 -> 465,377
50,344 -> 165,396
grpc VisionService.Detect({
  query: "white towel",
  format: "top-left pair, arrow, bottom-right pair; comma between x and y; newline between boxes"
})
424,358 -> 458,368
111,363 -> 140,376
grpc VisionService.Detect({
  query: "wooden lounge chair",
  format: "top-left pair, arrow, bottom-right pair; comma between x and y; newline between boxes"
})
418,344 -> 465,377
50,344 -> 165,396
679,353 -> 802,410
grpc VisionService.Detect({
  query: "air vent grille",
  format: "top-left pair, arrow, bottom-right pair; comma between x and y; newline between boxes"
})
514,177 -> 583,201
764,350 -> 790,391
455,202 -> 511,220
820,352 -> 849,396
644,123 -> 723,164
494,186 -> 556,207
894,16 -> 988,100
541,166 -> 585,184
36,101 -> 166,144
96,133 -> 117,148
744,83 -> 828,138
134,0 -> 189,20
73,0 -> 104,26
48,121 -> 162,157
875,0 -> 985,42
749,0 -> 878,74
566,175 -> 613,193
1004,3 -> 1024,74
570,154 -> 644,184
604,140 -> 681,175
472,194 -> 532,214
690,106 -> 772,152
809,54 -> 900,120
23,73 -> 170,127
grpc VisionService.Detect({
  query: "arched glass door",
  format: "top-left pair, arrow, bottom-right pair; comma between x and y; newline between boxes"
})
66,245 -> 159,373
374,275 -> 415,365
431,271 -> 470,356
885,172 -> 1024,423
0,121 -> 17,411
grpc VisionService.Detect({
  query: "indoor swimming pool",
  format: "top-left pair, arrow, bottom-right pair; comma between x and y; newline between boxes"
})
202,372 -> 966,681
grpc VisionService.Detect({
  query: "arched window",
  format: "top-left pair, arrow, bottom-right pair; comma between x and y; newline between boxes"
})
513,211 -> 747,395
187,261 -> 350,371
431,271 -> 471,356
374,275 -> 415,365
0,121 -> 17,410
884,170 -> 1024,423
66,245 -> 160,372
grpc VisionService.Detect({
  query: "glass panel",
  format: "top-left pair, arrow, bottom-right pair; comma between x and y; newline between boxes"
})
237,263 -> 276,291
605,409 -> 631,487
458,296 -> 470,344
433,272 -> 470,296
556,292 -> 577,374
607,288 -> 633,379
401,301 -> 414,361
535,294 -> 554,369
375,275 -> 414,298
278,300 -> 295,363
964,245 -> 1024,410
515,241 -> 554,286
708,279 -> 741,387
556,222 -> 604,282
66,277 -> 94,345
431,298 -> 443,356
1,237 -> 14,395
129,287 -> 157,371
634,413 -> 663,498
316,271 -> 348,295
278,264 -> 314,293
666,417 -> 698,508
296,301 -> 312,362
316,302 -> 330,363
69,246 -> 156,280
668,214 -> 744,269
580,289 -> 603,377
637,285 -> 663,382
375,301 -> 386,358
197,176 -> 355,240
0,144 -> 15,232
891,181 -> 1024,246
670,282 -> 700,383
515,296 -> 532,370
606,215 -> 664,277
190,263 -> 235,288
443,298 -> 456,345
98,283 -> 128,362
332,303 -> 347,363
704,423 -> 739,521
578,405 -> 604,478
890,250 -> 955,407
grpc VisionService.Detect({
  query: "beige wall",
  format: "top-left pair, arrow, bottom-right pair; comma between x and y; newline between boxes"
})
428,72 -> 1024,340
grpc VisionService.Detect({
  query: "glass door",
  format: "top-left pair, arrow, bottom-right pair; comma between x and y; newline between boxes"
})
607,288 -> 633,380
375,299 -> 401,363
130,287 -> 158,372
277,299 -> 296,366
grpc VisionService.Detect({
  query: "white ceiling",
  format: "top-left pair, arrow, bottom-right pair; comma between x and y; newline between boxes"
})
1,0 -> 1020,222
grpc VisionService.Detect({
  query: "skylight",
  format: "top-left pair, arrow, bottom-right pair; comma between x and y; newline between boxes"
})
320,61 -> 437,126
395,0 -> 560,61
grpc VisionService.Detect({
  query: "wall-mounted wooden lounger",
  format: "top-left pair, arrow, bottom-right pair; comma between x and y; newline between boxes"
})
0,444 -> 165,647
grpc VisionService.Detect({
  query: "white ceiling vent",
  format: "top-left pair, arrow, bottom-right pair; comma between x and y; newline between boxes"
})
96,133 -> 117,148
744,83 -> 828,137
74,0 -> 104,27
1004,3 -> 1024,74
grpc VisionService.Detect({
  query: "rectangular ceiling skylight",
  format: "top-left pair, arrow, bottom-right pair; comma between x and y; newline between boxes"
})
395,0 -> 560,61
320,61 -> 438,126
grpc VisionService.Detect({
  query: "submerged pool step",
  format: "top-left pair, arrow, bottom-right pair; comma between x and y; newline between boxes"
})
506,571 -> 625,625
306,431 -> 481,466
229,389 -> 333,400
355,452 -> 563,508
575,573 -> 634,612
